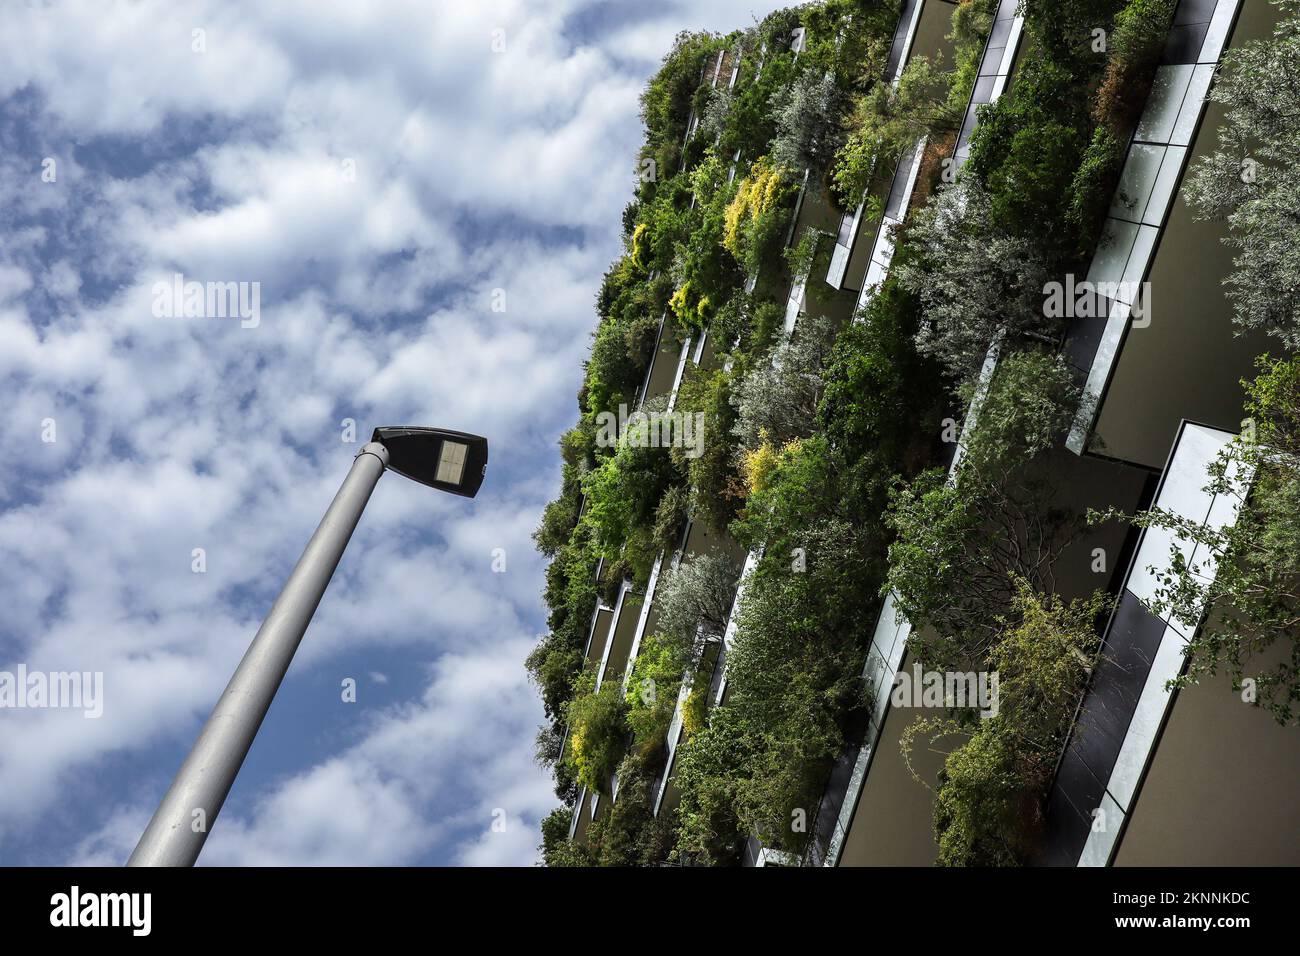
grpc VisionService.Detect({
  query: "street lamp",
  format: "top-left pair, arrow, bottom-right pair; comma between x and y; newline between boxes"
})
127,426 -> 488,867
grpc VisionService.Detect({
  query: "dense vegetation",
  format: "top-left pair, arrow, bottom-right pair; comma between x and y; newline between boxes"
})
877,0 -> 1190,862
901,581 -> 1110,865
530,0 -> 1292,867
530,0 -> 953,867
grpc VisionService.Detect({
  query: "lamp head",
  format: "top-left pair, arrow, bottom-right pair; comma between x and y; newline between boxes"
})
371,426 -> 488,498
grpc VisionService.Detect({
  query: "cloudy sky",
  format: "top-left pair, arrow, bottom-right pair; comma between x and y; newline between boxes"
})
0,0 -> 781,866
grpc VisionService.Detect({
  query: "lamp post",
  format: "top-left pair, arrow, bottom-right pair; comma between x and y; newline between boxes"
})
127,427 -> 488,867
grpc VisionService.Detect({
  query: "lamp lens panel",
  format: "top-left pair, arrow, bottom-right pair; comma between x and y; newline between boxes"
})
435,441 -> 468,485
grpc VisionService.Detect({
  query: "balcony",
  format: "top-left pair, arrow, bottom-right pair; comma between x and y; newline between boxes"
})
953,0 -> 1024,167
1065,0 -> 1266,465
1041,421 -> 1251,866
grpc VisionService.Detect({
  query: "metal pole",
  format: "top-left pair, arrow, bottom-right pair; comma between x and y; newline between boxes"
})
127,441 -> 390,867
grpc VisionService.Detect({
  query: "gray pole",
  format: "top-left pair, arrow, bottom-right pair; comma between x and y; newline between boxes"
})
127,441 -> 390,867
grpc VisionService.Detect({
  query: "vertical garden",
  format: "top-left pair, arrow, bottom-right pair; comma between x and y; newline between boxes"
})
531,0 -> 1300,867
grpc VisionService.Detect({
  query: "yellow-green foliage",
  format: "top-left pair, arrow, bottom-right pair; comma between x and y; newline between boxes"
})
722,157 -> 796,273
669,280 -> 711,324
740,430 -> 802,497
566,675 -> 629,794
724,157 -> 786,255
624,632 -> 685,747
669,281 -> 692,320
682,683 -> 708,738
630,222 -> 650,270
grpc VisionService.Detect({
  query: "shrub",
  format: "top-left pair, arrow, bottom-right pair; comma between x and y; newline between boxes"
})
966,56 -> 1098,253
585,314 -> 643,418
673,367 -> 745,531
1093,0 -> 1179,133
748,299 -> 785,356
739,432 -> 788,496
716,19 -> 799,159
819,274 -> 938,472
529,528 -> 602,743
800,0 -> 897,82
723,156 -> 799,276
655,552 -> 740,648
947,0 -> 999,116
584,261 -> 673,418
783,225 -> 821,279
987,120 -> 1085,238
533,491 -> 580,558
673,705 -> 754,864
560,426 -> 593,469
601,557 -> 633,606
690,516 -> 878,856
625,633 -> 686,748
640,32 -> 718,183
635,175 -> 694,278
652,483 -> 692,554
731,309 -> 838,451
832,55 -> 960,206
901,581 -> 1109,865
540,806 -> 592,866
669,153 -> 743,329
682,684 -> 709,737
526,642 -> 585,724
630,221 -> 651,270
1066,125 -> 1123,254
585,752 -> 679,865
565,676 -> 630,794
580,423 -> 683,563
623,311 -> 663,369
1020,0 -> 1126,68
885,350 -> 1084,668
696,83 -> 736,145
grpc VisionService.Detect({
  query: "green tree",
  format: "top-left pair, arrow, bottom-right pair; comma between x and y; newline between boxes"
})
669,152 -> 743,329
894,178 -> 1057,382
624,633 -> 686,748
655,552 -> 740,648
639,32 -> 719,183
885,351 -> 1084,668
901,580 -> 1109,865
539,806 -> 592,867
565,675 -> 630,794
581,408 -> 683,567
832,54 -> 963,206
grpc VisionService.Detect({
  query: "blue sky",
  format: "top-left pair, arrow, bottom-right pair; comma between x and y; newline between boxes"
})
0,0 -> 780,866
